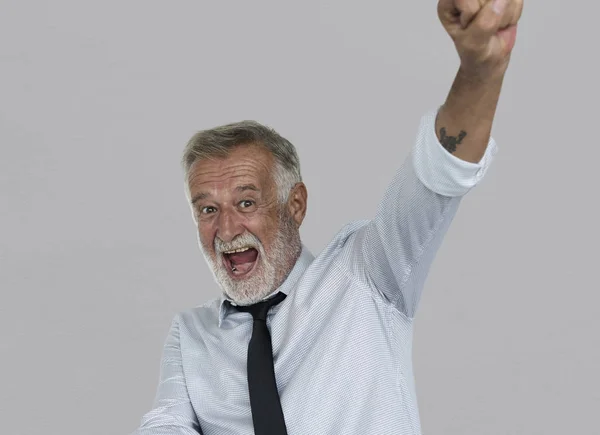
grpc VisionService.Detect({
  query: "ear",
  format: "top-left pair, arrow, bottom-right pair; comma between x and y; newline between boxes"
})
287,182 -> 308,227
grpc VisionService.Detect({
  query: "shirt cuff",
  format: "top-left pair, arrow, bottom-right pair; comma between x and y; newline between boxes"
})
412,106 -> 499,197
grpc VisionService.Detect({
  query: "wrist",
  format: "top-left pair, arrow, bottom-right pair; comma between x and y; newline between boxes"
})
457,59 -> 509,86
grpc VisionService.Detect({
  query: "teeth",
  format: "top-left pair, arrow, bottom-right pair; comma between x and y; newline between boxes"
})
223,247 -> 251,255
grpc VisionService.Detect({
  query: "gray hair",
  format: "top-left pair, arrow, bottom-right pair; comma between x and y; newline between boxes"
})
182,120 -> 302,203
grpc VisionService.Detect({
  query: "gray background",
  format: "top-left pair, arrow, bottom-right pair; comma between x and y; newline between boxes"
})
1,1 -> 598,434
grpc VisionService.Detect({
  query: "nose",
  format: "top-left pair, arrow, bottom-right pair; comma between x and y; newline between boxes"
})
215,207 -> 244,243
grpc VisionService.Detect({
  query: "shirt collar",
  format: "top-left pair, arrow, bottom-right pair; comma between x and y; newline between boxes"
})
218,244 -> 314,327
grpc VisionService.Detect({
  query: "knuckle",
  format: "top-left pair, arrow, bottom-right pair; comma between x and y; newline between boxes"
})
456,0 -> 479,12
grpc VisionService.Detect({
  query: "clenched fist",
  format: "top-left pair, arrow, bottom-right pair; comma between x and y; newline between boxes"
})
438,0 -> 524,79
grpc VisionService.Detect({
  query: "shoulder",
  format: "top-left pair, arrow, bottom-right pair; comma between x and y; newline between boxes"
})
311,219 -> 371,267
332,219 -> 370,250
172,295 -> 222,333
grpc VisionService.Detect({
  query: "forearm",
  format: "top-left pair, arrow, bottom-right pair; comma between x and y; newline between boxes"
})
435,66 -> 506,164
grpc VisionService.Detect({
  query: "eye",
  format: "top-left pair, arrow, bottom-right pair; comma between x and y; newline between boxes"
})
239,200 -> 255,209
201,206 -> 217,214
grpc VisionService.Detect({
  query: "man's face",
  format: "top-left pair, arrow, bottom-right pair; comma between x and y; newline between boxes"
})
187,144 -> 305,305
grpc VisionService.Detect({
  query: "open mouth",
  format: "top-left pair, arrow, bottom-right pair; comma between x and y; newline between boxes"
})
221,246 -> 259,278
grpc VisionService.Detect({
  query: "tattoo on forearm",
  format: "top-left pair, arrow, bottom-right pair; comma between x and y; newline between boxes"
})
439,127 -> 467,154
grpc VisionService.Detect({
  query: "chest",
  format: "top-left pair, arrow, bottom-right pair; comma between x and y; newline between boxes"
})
180,271 -> 412,433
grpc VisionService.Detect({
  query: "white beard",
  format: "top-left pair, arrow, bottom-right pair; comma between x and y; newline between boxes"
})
199,208 -> 301,306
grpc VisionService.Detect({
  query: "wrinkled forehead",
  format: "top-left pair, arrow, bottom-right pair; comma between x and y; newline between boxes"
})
186,144 -> 276,198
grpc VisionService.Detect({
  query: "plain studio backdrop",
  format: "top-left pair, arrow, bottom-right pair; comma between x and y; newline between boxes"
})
1,1 -> 598,434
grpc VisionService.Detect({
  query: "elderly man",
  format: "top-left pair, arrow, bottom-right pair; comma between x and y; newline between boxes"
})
133,0 -> 523,434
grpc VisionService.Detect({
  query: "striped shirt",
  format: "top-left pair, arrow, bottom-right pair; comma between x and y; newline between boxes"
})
132,108 -> 499,435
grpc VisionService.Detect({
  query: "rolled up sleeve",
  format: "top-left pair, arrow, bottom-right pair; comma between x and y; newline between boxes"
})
347,108 -> 499,319
412,106 -> 499,197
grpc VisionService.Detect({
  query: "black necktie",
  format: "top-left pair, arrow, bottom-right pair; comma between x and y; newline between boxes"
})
234,292 -> 288,435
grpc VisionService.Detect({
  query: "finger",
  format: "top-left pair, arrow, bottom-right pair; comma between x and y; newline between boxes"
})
508,0 -> 524,27
453,0 -> 485,28
437,0 -> 480,29
497,0 -> 524,29
465,0 -> 508,43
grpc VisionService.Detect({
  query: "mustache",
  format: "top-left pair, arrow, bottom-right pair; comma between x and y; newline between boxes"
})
214,232 -> 262,255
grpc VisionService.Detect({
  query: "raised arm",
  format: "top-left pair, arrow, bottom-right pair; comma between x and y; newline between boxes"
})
132,315 -> 202,435
436,0 -> 524,163
346,0 -> 523,319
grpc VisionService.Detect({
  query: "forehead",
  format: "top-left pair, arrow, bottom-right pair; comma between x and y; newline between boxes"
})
187,144 -> 275,196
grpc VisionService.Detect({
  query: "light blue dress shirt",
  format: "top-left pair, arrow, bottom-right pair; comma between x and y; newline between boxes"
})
132,108 -> 498,435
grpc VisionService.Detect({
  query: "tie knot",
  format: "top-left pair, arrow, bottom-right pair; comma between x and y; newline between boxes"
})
234,292 -> 287,321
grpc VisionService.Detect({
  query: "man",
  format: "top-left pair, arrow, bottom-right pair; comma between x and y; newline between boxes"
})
133,0 -> 523,433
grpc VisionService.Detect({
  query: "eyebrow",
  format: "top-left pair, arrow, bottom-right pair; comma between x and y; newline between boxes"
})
235,184 -> 260,194
191,184 -> 260,205
191,192 -> 210,205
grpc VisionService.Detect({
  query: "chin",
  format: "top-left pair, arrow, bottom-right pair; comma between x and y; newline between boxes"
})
226,285 -> 274,306
217,264 -> 275,306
